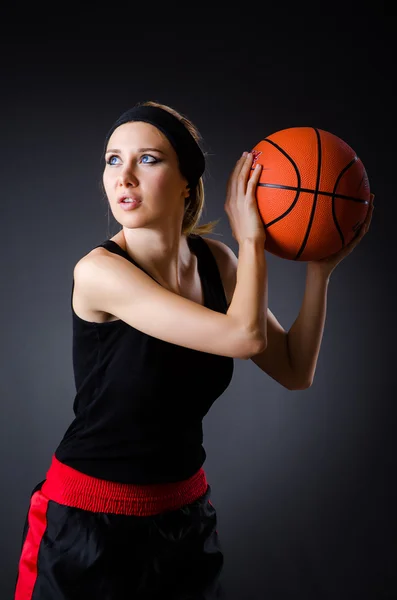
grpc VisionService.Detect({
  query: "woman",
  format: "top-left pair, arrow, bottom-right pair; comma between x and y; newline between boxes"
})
14,101 -> 373,599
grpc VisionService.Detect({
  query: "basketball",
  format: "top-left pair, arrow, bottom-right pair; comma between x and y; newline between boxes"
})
250,127 -> 371,261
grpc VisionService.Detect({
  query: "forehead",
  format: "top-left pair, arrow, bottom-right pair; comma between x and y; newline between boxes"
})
107,121 -> 171,152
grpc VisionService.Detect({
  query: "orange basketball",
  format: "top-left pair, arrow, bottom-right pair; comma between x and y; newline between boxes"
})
250,127 -> 371,261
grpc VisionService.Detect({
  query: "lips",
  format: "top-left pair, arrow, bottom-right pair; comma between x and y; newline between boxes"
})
118,195 -> 142,204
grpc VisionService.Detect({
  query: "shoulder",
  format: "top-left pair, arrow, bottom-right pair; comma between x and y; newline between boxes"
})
73,245 -> 129,293
74,244 -> 122,271
72,247 -> 123,322
200,236 -> 237,305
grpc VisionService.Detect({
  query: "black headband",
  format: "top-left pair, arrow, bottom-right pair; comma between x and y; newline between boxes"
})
103,105 -> 205,190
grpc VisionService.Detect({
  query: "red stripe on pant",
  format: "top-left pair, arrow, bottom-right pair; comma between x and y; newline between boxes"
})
14,490 -> 49,600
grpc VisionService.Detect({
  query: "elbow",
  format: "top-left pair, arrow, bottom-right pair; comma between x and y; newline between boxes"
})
287,378 -> 313,391
240,333 -> 267,360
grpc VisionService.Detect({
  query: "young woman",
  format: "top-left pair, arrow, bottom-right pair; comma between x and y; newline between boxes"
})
14,101 -> 373,600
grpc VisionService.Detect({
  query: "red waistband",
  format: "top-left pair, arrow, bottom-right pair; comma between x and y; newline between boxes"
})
41,455 -> 208,516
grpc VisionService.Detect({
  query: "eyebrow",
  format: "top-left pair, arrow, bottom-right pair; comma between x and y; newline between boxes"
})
105,147 -> 167,155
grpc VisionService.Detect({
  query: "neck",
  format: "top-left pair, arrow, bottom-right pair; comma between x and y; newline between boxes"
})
116,226 -> 194,293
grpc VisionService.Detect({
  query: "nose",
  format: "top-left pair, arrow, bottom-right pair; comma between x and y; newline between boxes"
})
118,164 -> 139,187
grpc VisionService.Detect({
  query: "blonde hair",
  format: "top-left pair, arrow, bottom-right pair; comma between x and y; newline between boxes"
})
134,100 -> 219,236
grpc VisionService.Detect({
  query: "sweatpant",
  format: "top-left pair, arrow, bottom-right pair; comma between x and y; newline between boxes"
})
14,457 -> 225,599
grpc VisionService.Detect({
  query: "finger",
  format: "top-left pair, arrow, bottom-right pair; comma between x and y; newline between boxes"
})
352,226 -> 366,243
252,162 -> 263,177
247,163 -> 263,189
239,152 -> 254,176
237,153 -> 254,193
235,151 -> 249,170
226,153 -> 248,200
355,215 -> 371,240
229,153 -> 249,183
230,152 -> 250,184
365,203 -> 374,225
358,200 -> 373,230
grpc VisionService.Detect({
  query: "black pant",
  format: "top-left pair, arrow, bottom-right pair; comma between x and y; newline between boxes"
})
15,481 -> 225,599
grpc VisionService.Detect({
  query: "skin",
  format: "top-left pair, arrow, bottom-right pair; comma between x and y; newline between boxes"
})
308,193 -> 375,277
103,121 -> 193,295
75,127 -> 266,362
98,121 -> 375,389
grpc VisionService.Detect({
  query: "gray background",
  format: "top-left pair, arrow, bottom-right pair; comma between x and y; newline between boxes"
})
2,14 -> 396,600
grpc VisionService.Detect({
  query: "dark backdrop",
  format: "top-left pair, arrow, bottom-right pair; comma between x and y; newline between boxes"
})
1,13 -> 396,600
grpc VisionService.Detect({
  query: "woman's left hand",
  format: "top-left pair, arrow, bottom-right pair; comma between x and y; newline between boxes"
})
307,193 -> 375,277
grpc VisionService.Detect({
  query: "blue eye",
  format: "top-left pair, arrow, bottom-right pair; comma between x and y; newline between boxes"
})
106,154 -> 158,166
141,154 -> 158,164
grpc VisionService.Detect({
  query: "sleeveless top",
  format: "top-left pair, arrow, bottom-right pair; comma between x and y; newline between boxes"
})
54,234 -> 234,484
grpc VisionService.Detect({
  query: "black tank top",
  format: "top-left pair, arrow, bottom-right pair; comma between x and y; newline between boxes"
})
55,234 -> 234,484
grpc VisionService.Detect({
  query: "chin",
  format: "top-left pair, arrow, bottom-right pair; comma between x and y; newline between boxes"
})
110,205 -> 145,224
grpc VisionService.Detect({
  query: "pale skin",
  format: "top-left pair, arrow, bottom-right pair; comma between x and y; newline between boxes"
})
208,190 -> 374,390
73,120 -> 374,390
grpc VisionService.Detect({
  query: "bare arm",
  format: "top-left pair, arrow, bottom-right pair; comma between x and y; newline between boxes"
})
204,237 -> 315,390
284,265 -> 329,387
73,246 -> 266,360
227,237 -> 268,340
75,151 -> 268,360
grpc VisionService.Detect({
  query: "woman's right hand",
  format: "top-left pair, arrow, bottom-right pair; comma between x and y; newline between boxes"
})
224,151 -> 266,245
